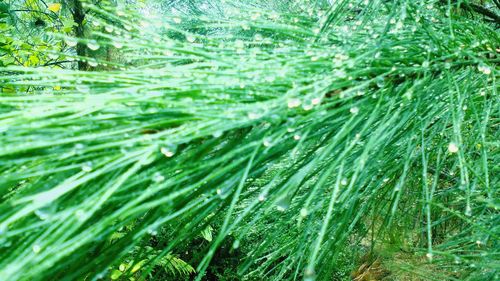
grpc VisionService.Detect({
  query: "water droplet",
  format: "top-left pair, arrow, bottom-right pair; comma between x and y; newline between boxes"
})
232,239 -> 240,249
311,98 -> 321,105
32,244 -> 41,253
334,69 -> 346,78
404,90 -> 413,100
302,103 -> 313,111
112,41 -> 123,49
34,209 -> 49,220
448,142 -> 458,153
288,99 -> 301,108
186,34 -> 195,43
477,65 -> 491,75
234,40 -> 244,49
153,172 -> 165,183
341,179 -> 348,186
376,77 -> 384,88
160,147 -> 175,157
65,38 -> 78,47
426,252 -> 433,262
250,12 -> 260,20
304,268 -> 316,281
216,189 -> 222,195
350,107 -> 359,115
87,41 -> 100,51
75,210 -> 88,221
81,162 -> 92,172
212,131 -> 223,138
293,134 -> 301,141
258,194 -> 266,201
88,60 -> 98,67
300,208 -> 308,218
263,138 -> 272,147
276,199 -> 289,211
247,112 -> 260,120
147,228 -> 158,236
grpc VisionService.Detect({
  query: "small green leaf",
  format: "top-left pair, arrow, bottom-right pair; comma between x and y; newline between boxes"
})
131,259 -> 148,273
110,270 -> 122,280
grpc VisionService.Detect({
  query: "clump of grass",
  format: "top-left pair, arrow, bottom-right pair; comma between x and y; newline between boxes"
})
0,0 -> 498,280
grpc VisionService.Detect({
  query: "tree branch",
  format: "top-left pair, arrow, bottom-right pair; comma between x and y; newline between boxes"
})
440,0 -> 500,24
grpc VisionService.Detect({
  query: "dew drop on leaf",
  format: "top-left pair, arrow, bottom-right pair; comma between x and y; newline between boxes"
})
88,60 -> 98,67
112,41 -> 123,49
263,138 -> 272,147
448,142 -> 458,153
276,199 -> 289,211
87,41 -> 100,51
247,112 -> 260,120
465,205 -> 472,216
212,131 -> 223,138
81,162 -> 92,172
160,147 -> 175,157
477,65 -> 491,75
311,98 -> 321,105
65,38 -> 78,47
186,35 -> 195,43
153,172 -> 165,183
75,210 -> 88,221
232,239 -> 240,249
304,268 -> 316,281
300,208 -> 308,218
32,244 -> 41,253
34,209 -> 49,220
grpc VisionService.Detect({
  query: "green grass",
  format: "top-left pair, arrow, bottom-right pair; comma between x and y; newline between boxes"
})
0,0 -> 498,280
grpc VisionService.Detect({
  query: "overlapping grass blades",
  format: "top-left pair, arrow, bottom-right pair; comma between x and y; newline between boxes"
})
0,0 -> 498,280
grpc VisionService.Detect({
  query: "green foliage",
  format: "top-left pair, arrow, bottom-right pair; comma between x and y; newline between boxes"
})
107,245 -> 195,280
0,1 -> 14,67
0,0 -> 498,280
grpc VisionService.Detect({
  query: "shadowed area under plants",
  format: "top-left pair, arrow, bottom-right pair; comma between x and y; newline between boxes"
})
0,0 -> 498,280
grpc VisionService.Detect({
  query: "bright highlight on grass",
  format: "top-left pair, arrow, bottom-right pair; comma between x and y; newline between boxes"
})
0,0 -> 498,280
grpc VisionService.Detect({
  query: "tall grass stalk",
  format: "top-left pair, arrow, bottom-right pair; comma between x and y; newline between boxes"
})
0,0 -> 498,280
